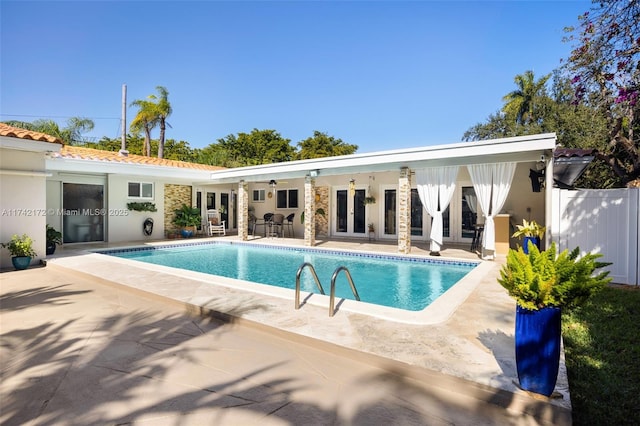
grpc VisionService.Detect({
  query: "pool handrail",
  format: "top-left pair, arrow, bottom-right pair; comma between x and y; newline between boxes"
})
295,262 -> 326,309
329,266 -> 360,317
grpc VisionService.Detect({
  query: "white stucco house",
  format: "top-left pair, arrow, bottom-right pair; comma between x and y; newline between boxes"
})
0,122 -> 557,268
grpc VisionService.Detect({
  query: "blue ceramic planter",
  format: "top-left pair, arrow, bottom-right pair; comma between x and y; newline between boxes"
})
11,256 -> 32,270
515,305 -> 561,396
180,229 -> 194,238
523,237 -> 540,254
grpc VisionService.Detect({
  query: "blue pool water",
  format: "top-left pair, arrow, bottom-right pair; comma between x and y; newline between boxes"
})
101,242 -> 477,311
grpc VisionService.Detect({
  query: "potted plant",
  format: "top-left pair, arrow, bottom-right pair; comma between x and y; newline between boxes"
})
511,219 -> 546,254
173,204 -> 201,238
498,242 -> 611,396
2,234 -> 37,270
126,201 -> 157,212
363,196 -> 376,205
46,225 -> 62,255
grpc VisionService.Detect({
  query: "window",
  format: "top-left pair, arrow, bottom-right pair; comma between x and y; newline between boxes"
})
252,189 -> 266,202
276,189 -> 298,209
128,182 -> 153,199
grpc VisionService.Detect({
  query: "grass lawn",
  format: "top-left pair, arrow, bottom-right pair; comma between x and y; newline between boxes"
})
562,285 -> 640,425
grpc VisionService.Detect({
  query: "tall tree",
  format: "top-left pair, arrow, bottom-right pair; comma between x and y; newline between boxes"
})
563,0 -> 640,187
130,86 -> 172,158
212,129 -> 295,167
502,70 -> 552,125
153,86 -> 172,159
129,98 -> 158,156
295,131 -> 358,159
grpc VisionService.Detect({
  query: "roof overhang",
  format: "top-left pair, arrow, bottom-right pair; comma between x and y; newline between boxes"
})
45,156 -> 215,181
0,136 -> 63,154
204,133 -> 557,184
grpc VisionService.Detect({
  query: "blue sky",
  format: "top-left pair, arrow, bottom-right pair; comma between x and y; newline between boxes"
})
1,1 -> 589,153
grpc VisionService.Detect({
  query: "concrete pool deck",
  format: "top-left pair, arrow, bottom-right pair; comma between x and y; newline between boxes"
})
1,236 -> 572,425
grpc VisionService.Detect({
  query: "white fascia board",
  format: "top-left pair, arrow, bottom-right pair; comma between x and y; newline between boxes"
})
46,158 -> 213,181
209,133 -> 557,183
0,137 -> 62,153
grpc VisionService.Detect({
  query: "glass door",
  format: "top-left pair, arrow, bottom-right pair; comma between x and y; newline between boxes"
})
221,193 -> 229,229
384,189 -> 397,236
62,183 -> 104,243
334,188 -> 366,236
461,186 -> 478,241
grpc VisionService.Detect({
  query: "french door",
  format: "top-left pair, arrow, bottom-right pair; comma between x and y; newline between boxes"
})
334,188 -> 366,236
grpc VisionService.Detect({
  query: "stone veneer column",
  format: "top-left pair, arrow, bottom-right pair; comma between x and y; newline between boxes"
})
398,167 -> 412,254
237,180 -> 248,241
304,176 -> 316,246
164,184 -> 192,233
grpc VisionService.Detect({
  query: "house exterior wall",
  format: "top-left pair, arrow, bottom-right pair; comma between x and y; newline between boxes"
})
107,174 -> 166,242
0,148 -> 47,268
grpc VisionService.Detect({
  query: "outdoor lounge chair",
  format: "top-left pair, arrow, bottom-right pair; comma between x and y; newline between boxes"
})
206,209 -> 226,236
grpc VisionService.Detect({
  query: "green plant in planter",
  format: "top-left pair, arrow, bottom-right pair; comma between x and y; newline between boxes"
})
127,202 -> 157,212
511,219 -> 546,254
512,219 -> 546,239
173,204 -> 201,237
498,242 -> 611,396
2,234 -> 37,258
2,234 -> 37,269
46,225 -> 62,255
363,196 -> 376,205
498,242 -> 611,311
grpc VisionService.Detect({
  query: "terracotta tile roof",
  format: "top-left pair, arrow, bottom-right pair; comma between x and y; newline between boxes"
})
54,146 -> 225,171
0,122 -> 64,144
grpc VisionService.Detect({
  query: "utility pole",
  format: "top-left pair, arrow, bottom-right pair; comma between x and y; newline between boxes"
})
119,83 -> 128,156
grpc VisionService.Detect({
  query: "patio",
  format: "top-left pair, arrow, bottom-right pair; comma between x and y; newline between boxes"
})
0,236 -> 572,424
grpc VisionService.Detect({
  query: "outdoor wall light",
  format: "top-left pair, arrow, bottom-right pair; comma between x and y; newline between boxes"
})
309,169 -> 319,177
349,178 -> 356,197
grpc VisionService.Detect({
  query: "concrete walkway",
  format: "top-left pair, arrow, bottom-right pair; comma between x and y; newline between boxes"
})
1,238 -> 572,425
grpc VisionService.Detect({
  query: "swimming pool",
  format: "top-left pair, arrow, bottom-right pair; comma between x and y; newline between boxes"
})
100,242 -> 478,312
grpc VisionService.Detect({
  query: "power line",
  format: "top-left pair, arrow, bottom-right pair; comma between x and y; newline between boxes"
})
0,113 -> 120,120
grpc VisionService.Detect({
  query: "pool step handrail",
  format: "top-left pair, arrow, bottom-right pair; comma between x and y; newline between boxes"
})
329,266 -> 361,317
295,262 -> 326,309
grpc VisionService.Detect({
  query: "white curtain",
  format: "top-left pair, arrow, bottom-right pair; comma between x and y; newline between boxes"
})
464,193 -> 477,215
416,166 -> 459,252
467,162 -> 516,256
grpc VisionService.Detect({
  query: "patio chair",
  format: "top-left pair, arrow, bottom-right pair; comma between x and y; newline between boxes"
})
269,213 -> 284,238
253,213 -> 273,237
470,223 -> 483,252
206,209 -> 226,236
283,213 -> 295,237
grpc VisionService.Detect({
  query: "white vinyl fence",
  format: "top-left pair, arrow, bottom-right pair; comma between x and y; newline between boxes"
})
551,188 -> 640,286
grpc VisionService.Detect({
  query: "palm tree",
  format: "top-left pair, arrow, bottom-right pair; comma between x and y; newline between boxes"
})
64,117 -> 95,145
129,99 -> 158,156
153,86 -> 172,159
502,70 -> 551,125
130,86 -> 172,158
3,118 -> 94,145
